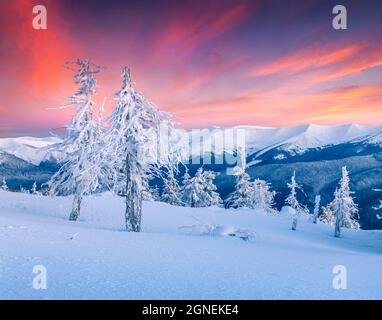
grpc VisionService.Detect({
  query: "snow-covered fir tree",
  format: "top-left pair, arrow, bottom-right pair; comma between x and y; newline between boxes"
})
161,169 -> 181,206
285,171 -> 299,210
181,168 -> 222,207
225,166 -> 254,209
105,67 -> 180,232
226,167 -> 276,213
48,59 -> 108,222
181,168 -> 205,207
202,170 -> 223,207
180,168 -> 191,194
333,166 -> 360,237
181,168 -> 204,207
340,167 -> 360,230
1,177 -> 9,191
20,186 -> 28,194
30,181 -> 39,195
312,195 -> 321,224
252,178 -> 276,214
319,203 -> 336,226
285,171 -> 308,230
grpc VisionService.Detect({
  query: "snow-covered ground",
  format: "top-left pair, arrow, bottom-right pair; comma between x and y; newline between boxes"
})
0,190 -> 381,300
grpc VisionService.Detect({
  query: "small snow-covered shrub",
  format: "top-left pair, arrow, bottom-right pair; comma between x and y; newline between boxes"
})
179,216 -> 255,241
280,205 -> 296,216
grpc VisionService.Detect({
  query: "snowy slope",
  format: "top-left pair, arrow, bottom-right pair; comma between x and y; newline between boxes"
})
352,131 -> 382,146
192,124 -> 379,149
0,136 -> 61,165
239,124 -> 382,157
0,191 -> 381,300
177,124 -> 382,161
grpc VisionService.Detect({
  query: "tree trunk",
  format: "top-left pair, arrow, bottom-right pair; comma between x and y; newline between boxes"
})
334,202 -> 343,238
334,212 -> 343,238
124,155 -> 143,232
125,181 -> 142,232
291,217 -> 298,230
334,221 -> 341,237
313,215 -> 318,224
69,193 -> 82,221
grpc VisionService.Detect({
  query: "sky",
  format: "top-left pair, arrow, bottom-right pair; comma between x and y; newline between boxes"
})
0,0 -> 382,137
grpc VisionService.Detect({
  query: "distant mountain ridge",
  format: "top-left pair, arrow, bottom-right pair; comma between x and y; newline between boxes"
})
1,124 -> 382,166
191,123 -> 382,158
0,136 -> 61,165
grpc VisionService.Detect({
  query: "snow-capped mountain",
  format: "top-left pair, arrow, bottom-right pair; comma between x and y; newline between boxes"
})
0,137 -> 61,191
0,136 -> 61,165
256,124 -> 382,156
352,130 -> 382,146
187,123 -> 382,158
1,124 -> 382,167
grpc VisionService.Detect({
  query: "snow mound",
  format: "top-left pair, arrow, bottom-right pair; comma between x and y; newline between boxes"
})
280,205 -> 297,216
179,215 -> 255,241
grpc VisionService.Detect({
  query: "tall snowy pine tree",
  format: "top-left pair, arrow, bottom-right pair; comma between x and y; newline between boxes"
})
252,178 -> 276,214
225,166 -> 254,209
49,59 -> 107,221
105,67 -> 180,232
333,166 -> 360,237
319,203 -> 336,226
1,177 -> 9,192
312,195 -> 321,224
285,171 -> 307,230
202,170 -> 223,207
31,181 -> 39,195
181,168 -> 222,207
161,169 -> 181,206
